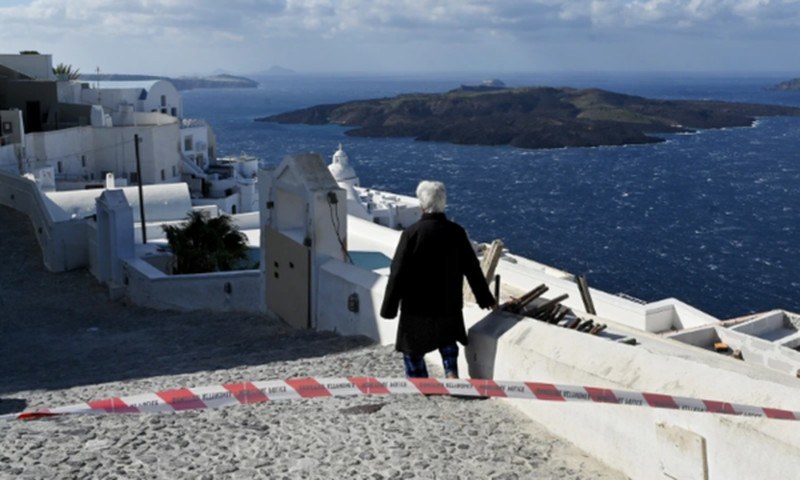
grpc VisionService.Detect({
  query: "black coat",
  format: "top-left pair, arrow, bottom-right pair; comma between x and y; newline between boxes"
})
380,212 -> 495,356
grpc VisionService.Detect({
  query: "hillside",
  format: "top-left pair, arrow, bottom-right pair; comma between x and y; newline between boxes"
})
257,86 -> 800,149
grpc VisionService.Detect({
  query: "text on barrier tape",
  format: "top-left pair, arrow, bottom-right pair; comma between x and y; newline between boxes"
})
3,377 -> 799,421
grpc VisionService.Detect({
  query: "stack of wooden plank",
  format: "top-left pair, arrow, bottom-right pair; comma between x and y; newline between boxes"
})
499,283 -> 606,335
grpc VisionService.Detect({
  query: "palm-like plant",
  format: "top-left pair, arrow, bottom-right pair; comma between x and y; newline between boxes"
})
52,62 -> 81,80
162,211 -> 251,274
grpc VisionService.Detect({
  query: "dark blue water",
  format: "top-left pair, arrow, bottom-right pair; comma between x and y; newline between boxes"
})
182,73 -> 800,319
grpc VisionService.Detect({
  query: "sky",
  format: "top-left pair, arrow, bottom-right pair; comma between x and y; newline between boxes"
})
1,0 -> 799,76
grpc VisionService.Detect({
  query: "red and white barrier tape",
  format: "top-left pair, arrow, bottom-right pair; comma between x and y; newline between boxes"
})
3,377 -> 799,421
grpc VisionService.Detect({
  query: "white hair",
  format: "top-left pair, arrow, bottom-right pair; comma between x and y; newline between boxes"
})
416,180 -> 446,213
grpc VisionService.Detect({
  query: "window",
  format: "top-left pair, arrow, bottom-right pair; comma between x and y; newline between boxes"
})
161,95 -> 166,107
2,121 -> 12,133
57,161 -> 62,173
172,165 -> 177,177
184,135 -> 193,151
161,169 -> 165,181
171,107 -> 177,117
161,108 -> 167,114
129,172 -> 139,183
81,155 -> 86,167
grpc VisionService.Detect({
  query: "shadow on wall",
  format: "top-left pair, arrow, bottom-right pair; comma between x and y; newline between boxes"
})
466,311 -> 522,379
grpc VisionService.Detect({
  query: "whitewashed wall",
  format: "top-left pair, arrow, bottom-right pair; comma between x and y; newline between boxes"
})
139,81 -> 182,117
24,126 -> 94,179
0,54 -> 54,79
0,169 -> 89,271
23,119 -> 180,187
122,257 -> 263,313
467,312 -> 800,480
317,259 -> 395,343
495,255 -> 721,333
44,183 -> 192,223
0,144 -> 19,172
0,109 -> 25,148
180,123 -> 210,170
79,80 -> 182,118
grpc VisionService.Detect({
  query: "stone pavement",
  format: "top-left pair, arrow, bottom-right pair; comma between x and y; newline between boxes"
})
0,205 -> 625,479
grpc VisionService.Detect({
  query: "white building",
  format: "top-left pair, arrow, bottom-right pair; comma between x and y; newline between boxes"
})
0,53 -> 55,80
192,153 -> 259,215
24,113 -> 182,190
70,78 -> 218,172
70,77 -> 215,173
79,80 -> 183,118
180,118 -> 214,173
0,53 -> 215,193
326,144 -> 421,229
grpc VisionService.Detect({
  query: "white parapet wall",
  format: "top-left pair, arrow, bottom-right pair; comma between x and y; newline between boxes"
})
122,257 -> 263,313
466,311 -> 800,480
495,253 -> 721,333
714,311 -> 800,377
346,215 -> 402,258
0,168 -> 89,271
45,183 -> 193,223
317,258 -> 396,344
645,297 -> 722,332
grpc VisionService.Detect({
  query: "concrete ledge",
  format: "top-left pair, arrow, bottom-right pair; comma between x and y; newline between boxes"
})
465,312 -> 800,479
0,169 -> 90,271
123,257 -> 263,312
494,258 -> 722,334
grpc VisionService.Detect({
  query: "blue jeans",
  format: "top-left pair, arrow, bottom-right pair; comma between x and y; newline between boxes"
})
403,343 -> 459,378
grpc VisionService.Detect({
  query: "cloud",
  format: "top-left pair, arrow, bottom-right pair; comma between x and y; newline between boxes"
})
3,0 -> 799,39
1,0 -> 285,40
1,0 -> 798,73
589,0 -> 800,34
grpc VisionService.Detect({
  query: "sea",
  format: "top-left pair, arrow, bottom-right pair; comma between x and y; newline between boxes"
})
181,72 -> 800,320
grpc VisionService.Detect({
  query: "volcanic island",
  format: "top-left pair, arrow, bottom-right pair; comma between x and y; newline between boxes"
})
256,86 -> 800,149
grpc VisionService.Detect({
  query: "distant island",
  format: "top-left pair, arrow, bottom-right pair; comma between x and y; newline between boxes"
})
767,78 -> 800,91
257,86 -> 800,149
458,78 -> 507,92
79,73 -> 259,90
256,65 -> 296,76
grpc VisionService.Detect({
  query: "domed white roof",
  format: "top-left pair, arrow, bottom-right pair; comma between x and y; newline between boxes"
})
328,143 -> 358,182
